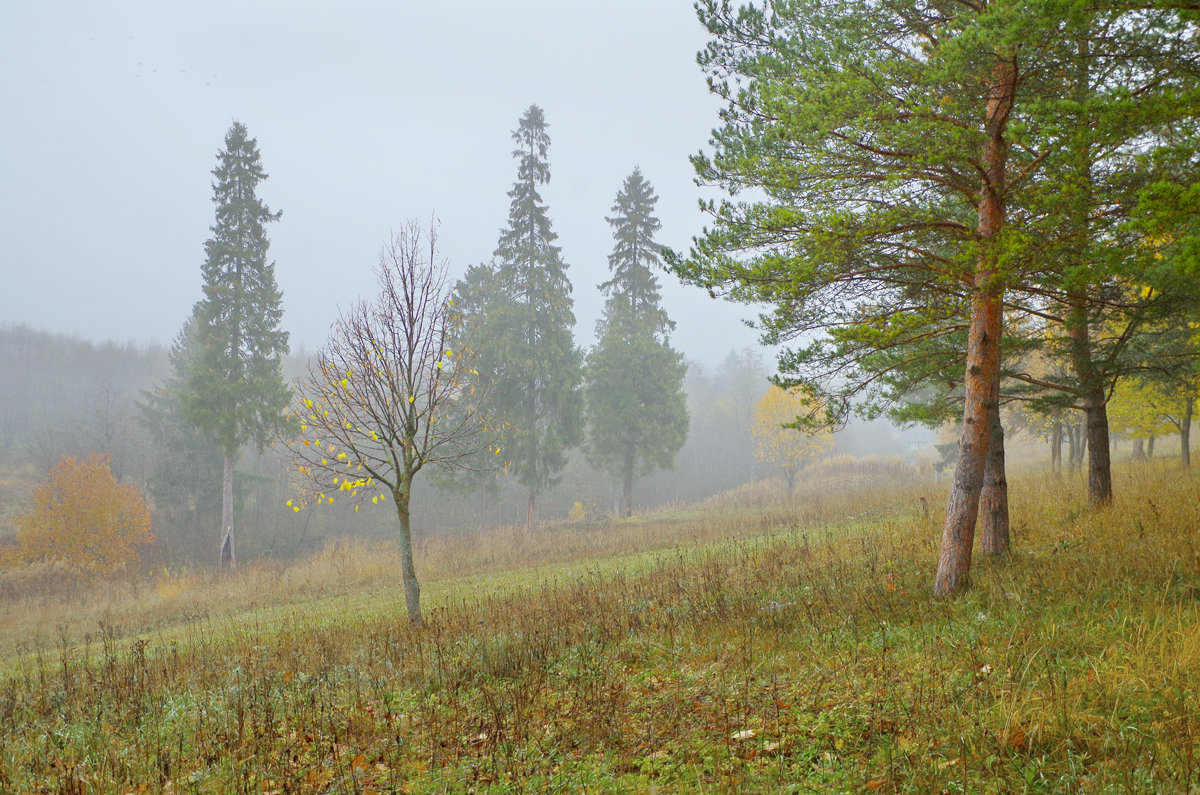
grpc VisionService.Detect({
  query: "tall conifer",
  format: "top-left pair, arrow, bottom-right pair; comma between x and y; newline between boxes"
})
585,169 -> 688,517
183,121 -> 290,568
488,105 -> 583,529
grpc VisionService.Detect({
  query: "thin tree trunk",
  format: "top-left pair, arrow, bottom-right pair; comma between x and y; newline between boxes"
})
219,455 -> 235,570
935,54 -> 1015,596
1051,419 -> 1062,476
621,472 -> 633,519
1182,397 -> 1193,469
394,484 -> 422,624
1067,423 -> 1079,474
1147,435 -> 1155,458
785,469 -> 796,497
621,448 -> 635,519
980,406 -> 1010,556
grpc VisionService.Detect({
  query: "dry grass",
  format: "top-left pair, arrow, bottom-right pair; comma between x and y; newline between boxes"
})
0,459 -> 1197,792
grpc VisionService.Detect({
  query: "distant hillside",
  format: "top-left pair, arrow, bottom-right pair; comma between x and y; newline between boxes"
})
0,323 -> 169,475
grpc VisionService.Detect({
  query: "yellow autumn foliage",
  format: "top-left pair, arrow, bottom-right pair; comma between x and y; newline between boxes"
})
751,385 -> 834,493
4,453 -> 154,574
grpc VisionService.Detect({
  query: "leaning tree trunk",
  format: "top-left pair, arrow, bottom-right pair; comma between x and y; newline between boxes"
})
219,454 -> 236,570
935,285 -> 1002,595
393,483 -> 423,624
934,54 -> 1014,597
980,406 -> 1010,556
1182,397 -> 1193,469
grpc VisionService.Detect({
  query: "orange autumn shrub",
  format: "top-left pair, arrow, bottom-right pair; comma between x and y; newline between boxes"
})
6,453 -> 154,574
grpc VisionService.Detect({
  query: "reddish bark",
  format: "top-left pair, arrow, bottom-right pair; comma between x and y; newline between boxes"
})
935,54 -> 1016,596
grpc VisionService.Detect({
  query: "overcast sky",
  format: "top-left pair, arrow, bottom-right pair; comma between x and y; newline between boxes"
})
0,0 -> 767,366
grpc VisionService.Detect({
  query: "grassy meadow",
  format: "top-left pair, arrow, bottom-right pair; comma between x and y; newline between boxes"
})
1,458 -> 1198,793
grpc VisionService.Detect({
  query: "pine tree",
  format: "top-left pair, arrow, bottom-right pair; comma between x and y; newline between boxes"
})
585,169 -> 688,517
486,105 -> 583,530
183,121 -> 290,569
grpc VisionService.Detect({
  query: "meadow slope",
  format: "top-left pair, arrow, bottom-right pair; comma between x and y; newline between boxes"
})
1,461 -> 1197,793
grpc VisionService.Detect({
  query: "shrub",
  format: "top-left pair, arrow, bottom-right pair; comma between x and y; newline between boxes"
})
5,453 -> 153,575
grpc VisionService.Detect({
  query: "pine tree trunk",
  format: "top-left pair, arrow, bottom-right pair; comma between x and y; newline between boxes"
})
934,55 -> 1014,596
935,288 -> 1002,595
393,485 -> 422,624
1181,397 -> 1193,469
219,455 -> 236,570
980,406 -> 1010,556
526,487 -> 539,533
1051,420 -> 1062,476
1083,391 -> 1113,506
1067,423 -> 1079,474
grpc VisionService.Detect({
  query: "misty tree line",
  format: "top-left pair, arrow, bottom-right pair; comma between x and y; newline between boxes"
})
0,326 -> 786,566
0,106 -> 801,571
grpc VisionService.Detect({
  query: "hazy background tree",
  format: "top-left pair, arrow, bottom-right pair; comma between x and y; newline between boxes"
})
751,385 -> 833,496
285,223 -> 500,623
585,169 -> 688,517
138,318 -> 225,563
479,105 -> 583,530
182,121 -> 291,570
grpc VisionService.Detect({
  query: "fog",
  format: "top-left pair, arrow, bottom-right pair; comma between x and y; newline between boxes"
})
1,0 -> 762,362
0,2 -> 934,565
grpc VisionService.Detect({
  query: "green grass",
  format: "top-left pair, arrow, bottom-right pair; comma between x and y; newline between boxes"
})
1,461 -> 1198,792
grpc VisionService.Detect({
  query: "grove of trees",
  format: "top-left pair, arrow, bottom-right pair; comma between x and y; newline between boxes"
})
673,0 -> 1200,594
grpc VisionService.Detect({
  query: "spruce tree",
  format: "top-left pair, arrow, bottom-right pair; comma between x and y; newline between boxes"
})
183,121 -> 290,569
585,169 -> 688,517
488,105 -> 583,529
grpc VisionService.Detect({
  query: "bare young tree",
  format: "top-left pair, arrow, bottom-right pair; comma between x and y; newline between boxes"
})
285,221 -> 500,623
